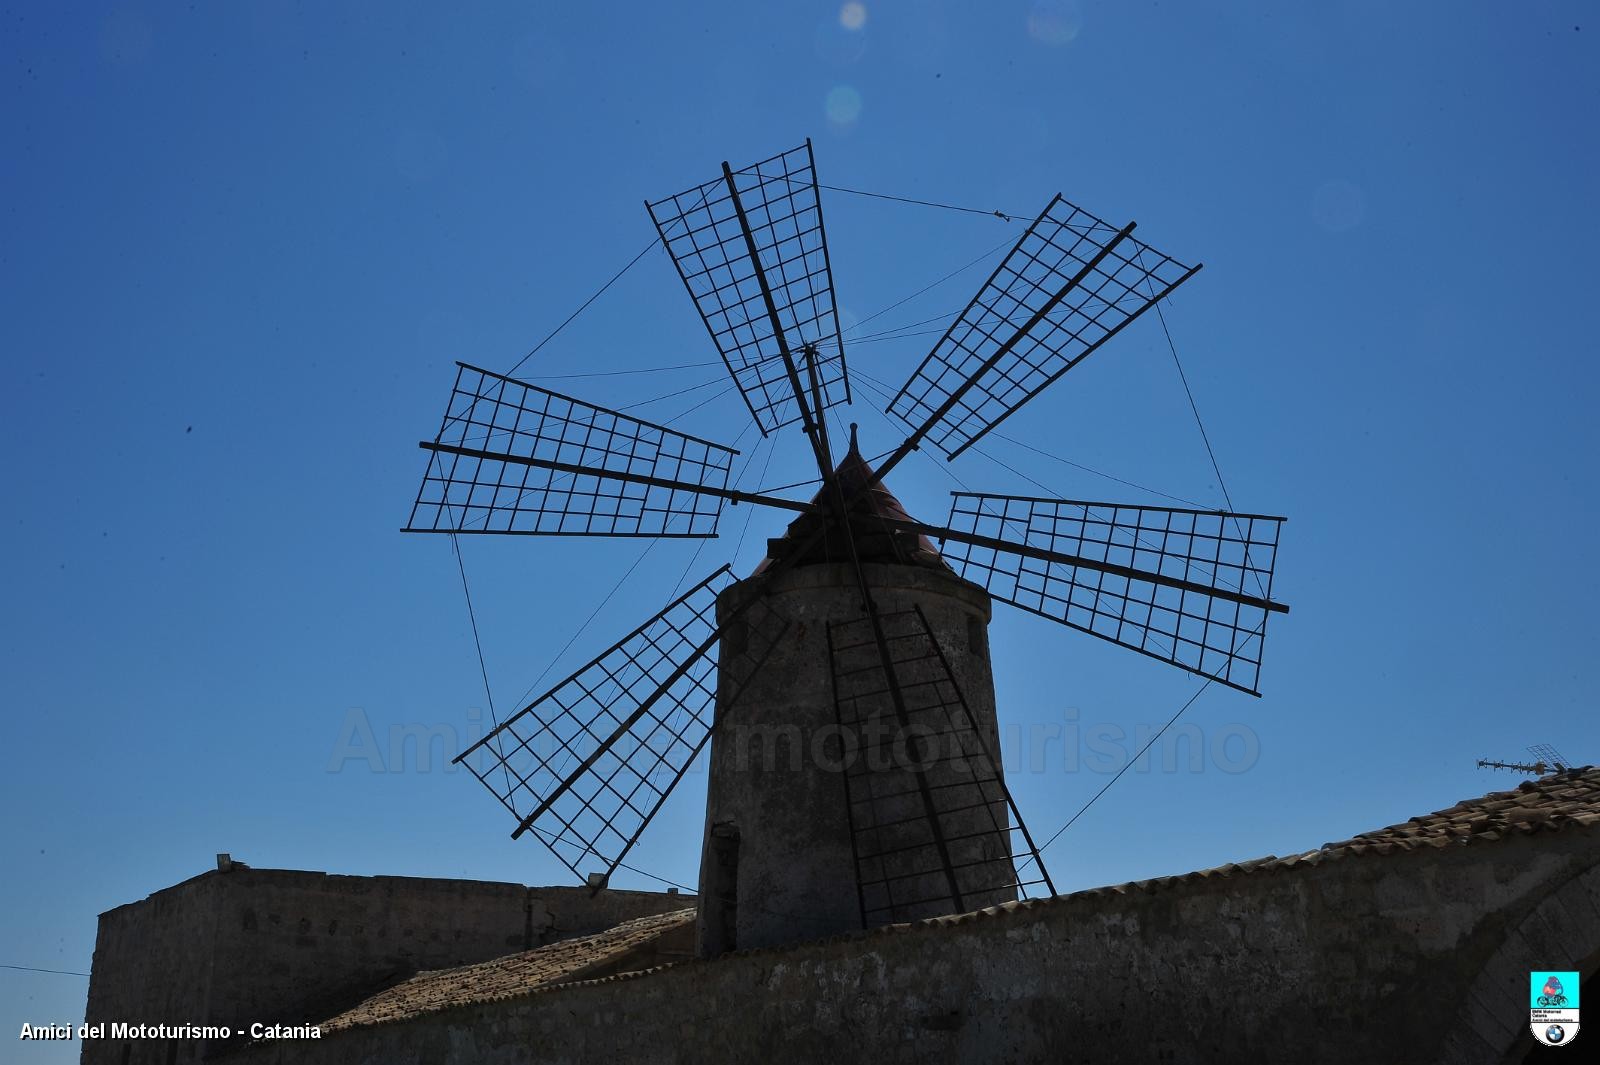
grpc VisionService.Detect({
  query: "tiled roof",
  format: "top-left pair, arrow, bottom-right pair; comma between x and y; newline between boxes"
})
990,764 -> 1600,905
1317,764 -> 1600,854
318,907 -> 694,1033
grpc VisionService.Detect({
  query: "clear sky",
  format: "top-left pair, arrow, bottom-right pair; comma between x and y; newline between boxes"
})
3,2 -> 1596,1057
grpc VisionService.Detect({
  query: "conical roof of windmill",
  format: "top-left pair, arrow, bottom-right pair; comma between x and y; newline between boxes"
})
752,425 -> 947,575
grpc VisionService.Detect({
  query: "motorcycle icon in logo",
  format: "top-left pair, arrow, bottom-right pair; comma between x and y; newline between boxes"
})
1541,976 -> 1571,1008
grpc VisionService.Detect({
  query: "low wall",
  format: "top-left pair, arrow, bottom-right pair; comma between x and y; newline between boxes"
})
231,830 -> 1600,1065
82,867 -> 690,1065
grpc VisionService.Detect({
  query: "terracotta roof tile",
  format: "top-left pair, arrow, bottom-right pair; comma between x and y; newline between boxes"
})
1326,765 -> 1600,851
317,907 -> 694,1033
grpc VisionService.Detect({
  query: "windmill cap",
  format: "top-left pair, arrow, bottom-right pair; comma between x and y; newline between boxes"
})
750,433 -> 946,575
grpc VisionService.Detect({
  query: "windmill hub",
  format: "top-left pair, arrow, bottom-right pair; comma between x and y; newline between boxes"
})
754,433 -> 944,574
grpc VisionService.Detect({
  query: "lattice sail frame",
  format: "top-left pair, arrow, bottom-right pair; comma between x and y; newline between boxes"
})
647,141 -> 849,436
827,606 -> 1053,926
455,566 -> 791,885
406,362 -> 738,538
941,493 -> 1284,696
888,195 -> 1198,460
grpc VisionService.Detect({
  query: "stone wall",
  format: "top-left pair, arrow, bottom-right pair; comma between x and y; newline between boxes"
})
704,563 -> 1008,955
81,866 -> 690,1065
231,830 -> 1600,1065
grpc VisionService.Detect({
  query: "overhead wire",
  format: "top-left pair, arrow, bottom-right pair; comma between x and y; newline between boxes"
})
448,532 -> 516,797
1,962 -> 89,977
846,326 -> 952,346
850,368 -> 1197,509
986,430 -> 1206,509
498,540 -> 662,718
842,235 -> 1017,336
1028,678 -> 1214,862
1139,254 -> 1271,600
847,309 -> 960,343
660,382 -> 737,423
616,376 -> 725,412
818,182 -> 1019,223
731,435 -> 779,571
505,235 -> 661,377
528,360 -> 719,381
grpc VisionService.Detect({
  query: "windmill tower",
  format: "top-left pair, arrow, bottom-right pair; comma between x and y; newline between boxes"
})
405,141 -> 1290,956
698,433 -> 1025,953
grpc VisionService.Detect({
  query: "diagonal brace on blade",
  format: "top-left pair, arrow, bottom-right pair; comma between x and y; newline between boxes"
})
416,441 -> 813,516
721,162 -> 834,474
509,627 -> 722,839
505,591 -> 790,842
873,217 -> 1138,484
854,603 -> 968,913
913,605 -> 1055,898
880,515 -> 1290,614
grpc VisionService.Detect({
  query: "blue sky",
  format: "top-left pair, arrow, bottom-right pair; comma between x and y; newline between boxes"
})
2,1 -> 1596,1055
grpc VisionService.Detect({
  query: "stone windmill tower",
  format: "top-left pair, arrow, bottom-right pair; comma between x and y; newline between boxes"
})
698,435 -> 1020,954
406,141 -> 1290,956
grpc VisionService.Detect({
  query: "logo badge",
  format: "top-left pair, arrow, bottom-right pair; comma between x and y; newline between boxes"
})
1531,971 -> 1580,1047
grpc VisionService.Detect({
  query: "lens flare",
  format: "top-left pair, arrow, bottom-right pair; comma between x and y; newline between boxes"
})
1026,0 -> 1082,45
825,85 -> 863,128
840,2 -> 868,31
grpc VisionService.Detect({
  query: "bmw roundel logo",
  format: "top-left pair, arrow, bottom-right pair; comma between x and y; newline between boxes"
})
1546,1024 -> 1566,1044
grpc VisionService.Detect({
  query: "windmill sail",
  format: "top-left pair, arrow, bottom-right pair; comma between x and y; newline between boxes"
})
886,196 -> 1199,461
407,362 -> 739,538
937,492 -> 1286,696
454,565 -> 791,885
827,605 -> 1053,925
647,141 -> 849,437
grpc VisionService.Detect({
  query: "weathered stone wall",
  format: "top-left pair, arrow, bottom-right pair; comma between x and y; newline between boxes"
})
703,562 -> 1009,955
81,867 -> 690,1065
80,871 -> 222,1064
233,830 -> 1600,1065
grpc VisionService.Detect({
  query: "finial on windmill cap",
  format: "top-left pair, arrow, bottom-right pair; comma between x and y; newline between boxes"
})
849,422 -> 859,453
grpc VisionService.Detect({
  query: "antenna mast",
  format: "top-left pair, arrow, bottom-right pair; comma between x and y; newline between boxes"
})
1476,744 -> 1572,776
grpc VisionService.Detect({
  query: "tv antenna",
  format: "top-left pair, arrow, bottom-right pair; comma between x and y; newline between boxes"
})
401,141 -> 1291,921
1477,744 -> 1572,776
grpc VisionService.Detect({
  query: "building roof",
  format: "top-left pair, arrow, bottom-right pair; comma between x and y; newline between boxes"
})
1034,764 -> 1600,904
753,428 -> 945,574
317,907 -> 694,1033
305,769 -> 1600,1033
1317,764 -> 1600,853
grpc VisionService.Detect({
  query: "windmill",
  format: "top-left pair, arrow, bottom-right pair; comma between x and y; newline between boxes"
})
405,141 -> 1290,952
